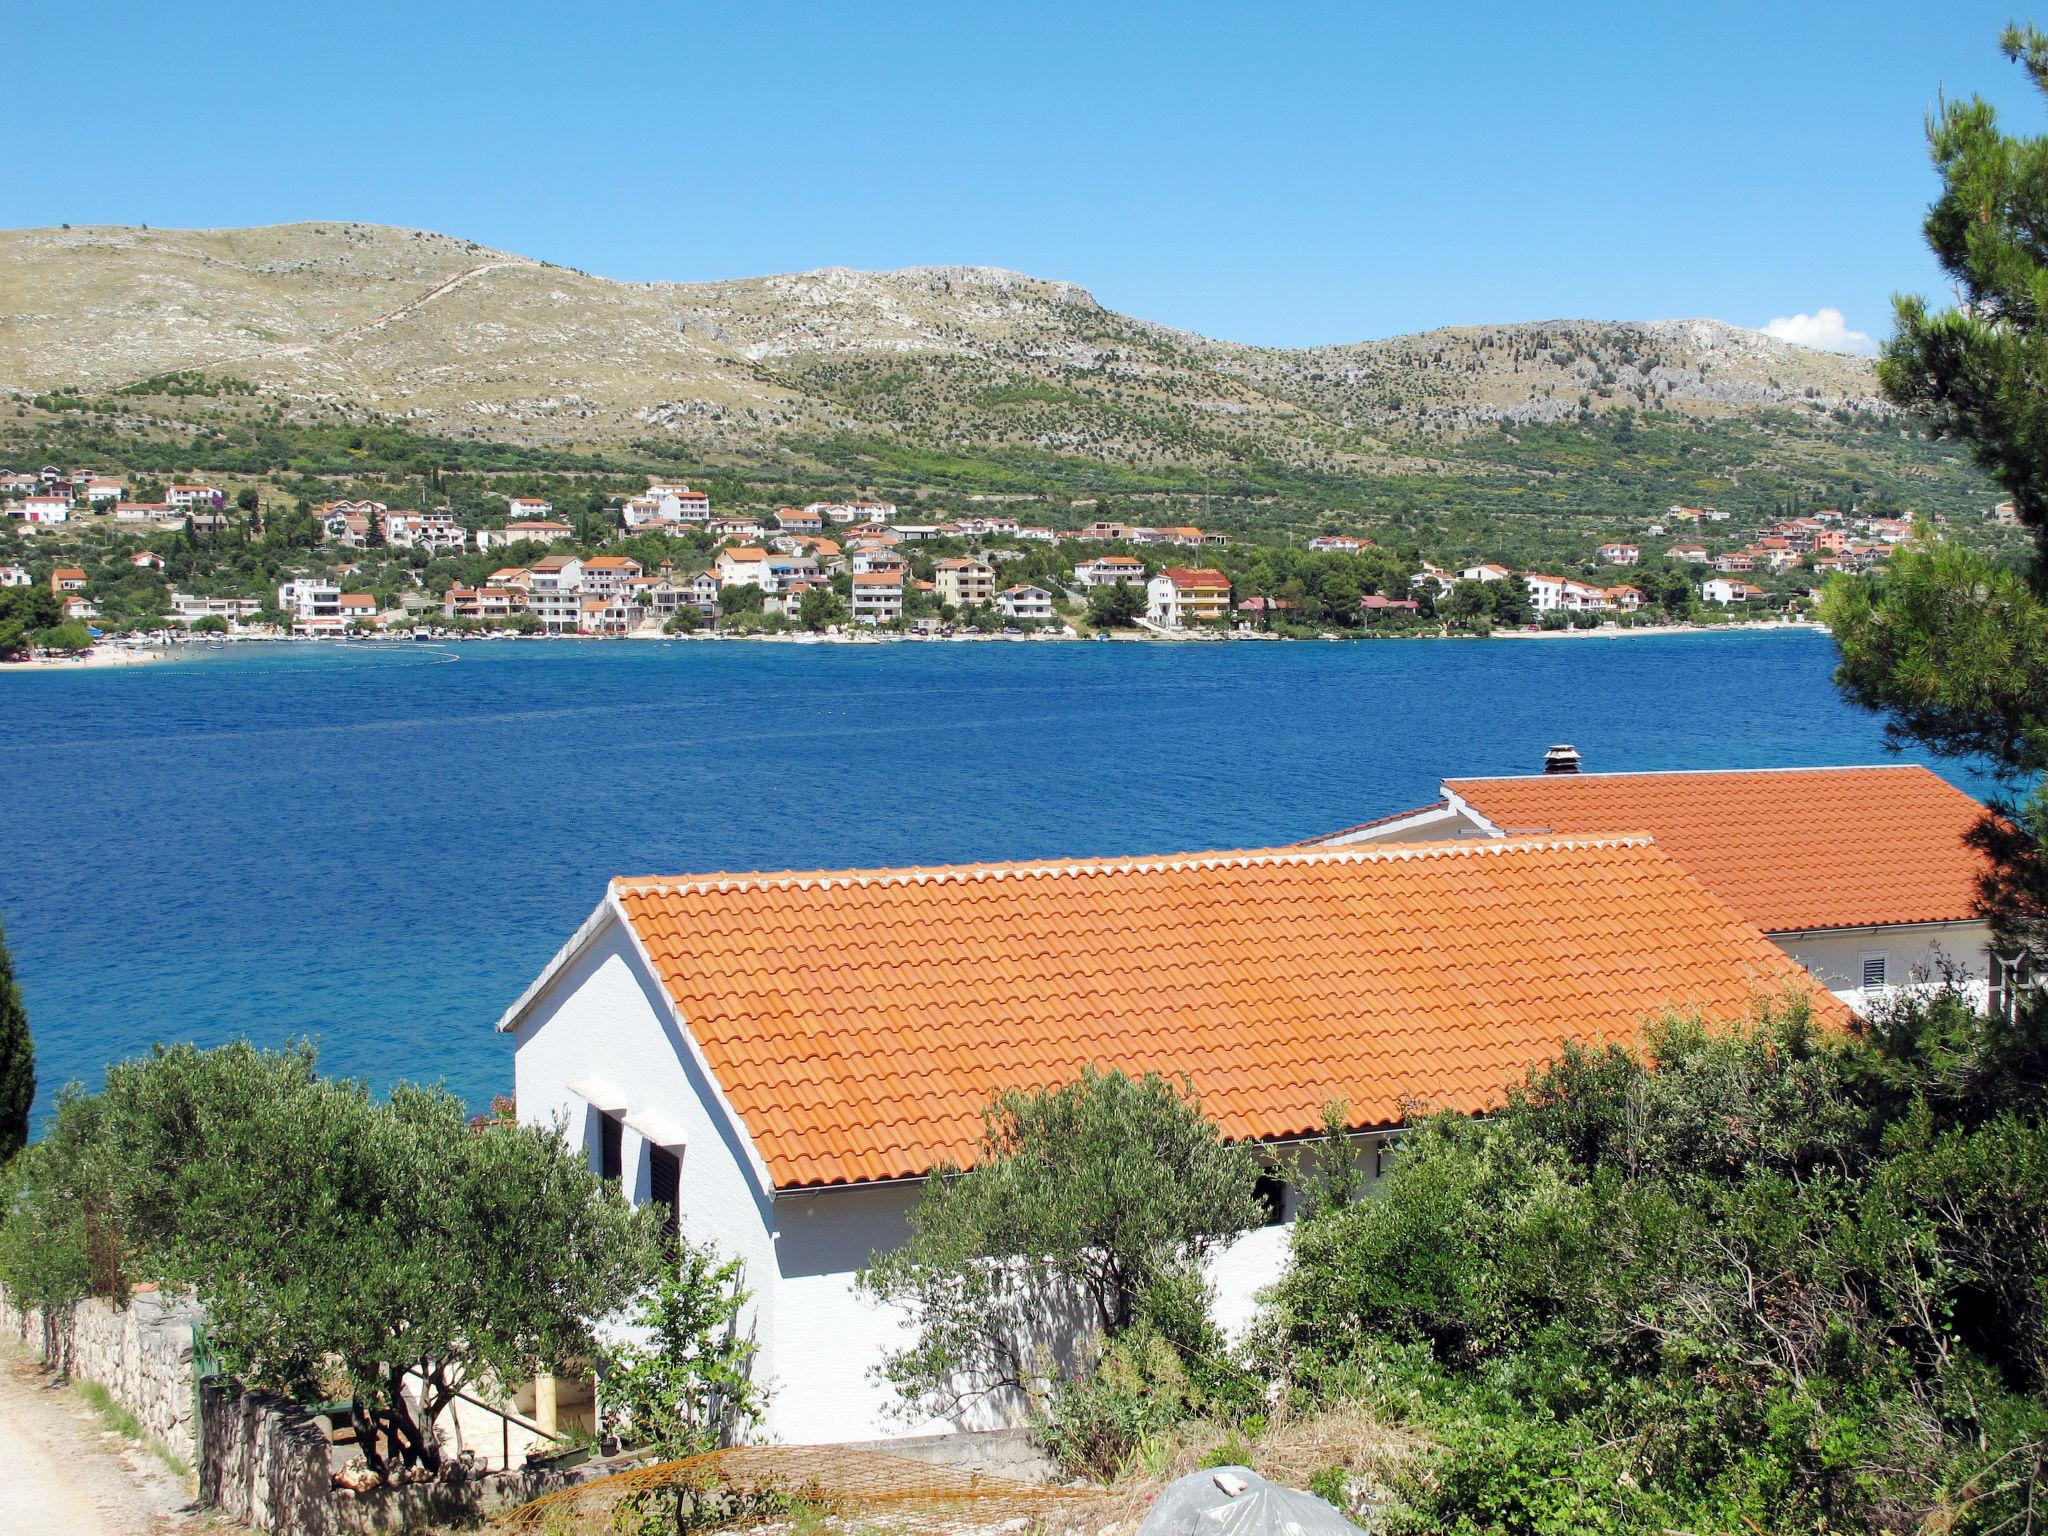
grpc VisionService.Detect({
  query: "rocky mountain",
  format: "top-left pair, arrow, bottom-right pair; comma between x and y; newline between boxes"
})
0,223 -> 1888,479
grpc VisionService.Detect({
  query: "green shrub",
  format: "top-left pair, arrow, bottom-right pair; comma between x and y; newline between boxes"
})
1035,1325 -> 1201,1481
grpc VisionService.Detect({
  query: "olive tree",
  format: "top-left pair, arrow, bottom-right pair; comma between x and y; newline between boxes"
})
858,1068 -> 1262,1421
5,1042 -> 661,1478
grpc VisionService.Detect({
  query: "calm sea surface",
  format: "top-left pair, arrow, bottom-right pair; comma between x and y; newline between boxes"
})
0,633 -> 1983,1127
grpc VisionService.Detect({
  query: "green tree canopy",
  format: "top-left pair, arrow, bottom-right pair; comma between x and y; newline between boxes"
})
1825,25 -> 2048,963
0,916 -> 30,1164
0,1042 -> 660,1479
858,1068 -> 1261,1423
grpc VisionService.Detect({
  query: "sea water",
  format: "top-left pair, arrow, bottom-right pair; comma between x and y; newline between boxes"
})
0,633 -> 1982,1125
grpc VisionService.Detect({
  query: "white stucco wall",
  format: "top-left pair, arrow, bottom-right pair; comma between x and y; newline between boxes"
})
1774,920 -> 1991,997
508,913 -> 785,1421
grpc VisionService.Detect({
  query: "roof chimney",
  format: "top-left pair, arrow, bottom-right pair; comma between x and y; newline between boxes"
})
1542,744 -> 1582,775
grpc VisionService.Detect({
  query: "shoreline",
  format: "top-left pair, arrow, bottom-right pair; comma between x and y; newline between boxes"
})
0,643 -> 182,672
0,621 -> 1827,669
1488,620 -> 1826,640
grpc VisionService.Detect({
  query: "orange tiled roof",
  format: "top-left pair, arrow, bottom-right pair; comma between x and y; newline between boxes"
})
1447,766 -> 1989,933
607,835 -> 1841,1189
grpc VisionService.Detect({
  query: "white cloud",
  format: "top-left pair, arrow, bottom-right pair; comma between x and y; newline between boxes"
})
1761,307 -> 1877,357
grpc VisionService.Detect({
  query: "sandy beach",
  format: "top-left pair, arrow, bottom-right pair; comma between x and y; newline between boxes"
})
0,644 -> 178,672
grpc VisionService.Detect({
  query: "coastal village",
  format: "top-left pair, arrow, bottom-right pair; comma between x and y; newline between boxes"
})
0,461 -> 1980,656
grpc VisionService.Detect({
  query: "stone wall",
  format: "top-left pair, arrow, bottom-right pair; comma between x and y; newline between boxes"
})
2,1284 -> 673,1533
0,1283 -> 201,1466
198,1380 -> 607,1536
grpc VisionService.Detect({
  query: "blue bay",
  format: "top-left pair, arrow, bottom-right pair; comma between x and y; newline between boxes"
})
0,633 -> 1982,1127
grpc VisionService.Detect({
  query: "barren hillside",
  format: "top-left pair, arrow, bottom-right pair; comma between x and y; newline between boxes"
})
0,222 -> 1886,474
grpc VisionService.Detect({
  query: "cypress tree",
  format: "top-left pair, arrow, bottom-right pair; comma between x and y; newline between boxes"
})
0,915 -> 31,1162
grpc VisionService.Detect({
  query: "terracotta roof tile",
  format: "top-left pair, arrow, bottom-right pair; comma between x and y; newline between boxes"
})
1448,766 -> 1988,933
610,836 -> 1841,1189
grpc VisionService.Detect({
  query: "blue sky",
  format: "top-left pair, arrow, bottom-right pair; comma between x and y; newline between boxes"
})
6,2 -> 2039,349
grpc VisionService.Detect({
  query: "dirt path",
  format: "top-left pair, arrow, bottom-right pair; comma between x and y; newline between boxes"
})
0,1348 -> 209,1534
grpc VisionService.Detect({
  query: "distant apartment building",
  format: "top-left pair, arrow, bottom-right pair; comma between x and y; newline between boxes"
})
478,519 -> 574,551
715,548 -> 773,590
807,500 -> 897,524
1525,575 -> 1612,614
628,484 -> 712,526
1596,543 -> 1639,566
320,501 -> 388,547
1701,578 -> 1763,605
170,592 -> 262,624
506,496 -> 554,520
18,496 -> 70,524
527,555 -> 587,634
50,566 -> 87,594
382,512 -> 468,553
1459,563 -> 1511,583
84,477 -> 124,505
1073,556 -> 1147,589
932,558 -> 997,608
580,556 -> 644,600
997,583 -> 1055,623
0,564 -> 29,587
277,579 -> 342,623
166,483 -> 223,510
1308,534 -> 1370,553
1668,544 -> 1708,563
850,548 -> 908,577
1146,567 -> 1231,627
851,570 -> 905,625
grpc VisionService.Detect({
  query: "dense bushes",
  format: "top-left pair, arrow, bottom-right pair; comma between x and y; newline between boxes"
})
1266,999 -> 2048,1535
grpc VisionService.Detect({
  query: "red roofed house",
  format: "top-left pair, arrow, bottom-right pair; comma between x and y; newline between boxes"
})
50,566 -> 87,593
1146,566 -> 1231,626
1309,761 -> 2005,1009
503,833 -> 1843,1445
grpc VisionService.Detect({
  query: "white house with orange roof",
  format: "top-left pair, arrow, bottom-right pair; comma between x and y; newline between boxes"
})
501,835 -> 1843,1445
1147,567 -> 1231,626
1596,542 -> 1639,566
166,483 -> 222,510
1459,563 -> 1511,583
715,548 -> 772,591
1307,760 -> 2008,1012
